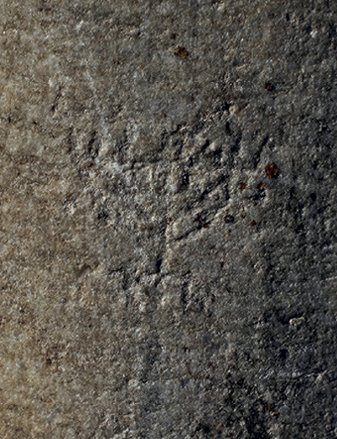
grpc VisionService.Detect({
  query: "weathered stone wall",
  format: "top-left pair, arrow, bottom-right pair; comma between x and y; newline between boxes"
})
0,1 -> 336,437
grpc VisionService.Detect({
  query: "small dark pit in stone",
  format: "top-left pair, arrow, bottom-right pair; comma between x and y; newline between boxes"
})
265,82 -> 275,92
279,348 -> 289,361
196,423 -> 211,435
88,131 -> 100,159
295,223 -> 305,235
180,378 -> 188,388
250,220 -> 257,226
154,257 -> 162,274
38,6 -> 52,12
265,162 -> 280,179
225,120 -> 233,136
200,138 -> 210,152
174,46 -> 189,59
257,181 -> 267,190
239,182 -> 247,191
309,192 -> 317,203
224,214 -> 234,224
304,23 -> 312,34
194,210 -> 210,229
180,171 -> 190,189
207,148 -> 222,165
218,100 -> 230,113
97,208 -> 109,221
252,182 -> 267,202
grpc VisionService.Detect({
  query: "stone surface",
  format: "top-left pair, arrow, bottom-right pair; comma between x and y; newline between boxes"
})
0,1 -> 336,438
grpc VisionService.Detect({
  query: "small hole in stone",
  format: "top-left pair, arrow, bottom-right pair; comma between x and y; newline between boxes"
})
264,82 -> 275,92
174,46 -> 189,59
97,208 -> 109,221
154,257 -> 162,273
279,348 -> 289,361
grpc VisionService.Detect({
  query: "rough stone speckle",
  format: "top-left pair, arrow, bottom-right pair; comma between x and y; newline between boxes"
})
0,1 -> 336,438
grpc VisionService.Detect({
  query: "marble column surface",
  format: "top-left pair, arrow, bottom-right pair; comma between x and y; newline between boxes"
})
0,1 -> 336,438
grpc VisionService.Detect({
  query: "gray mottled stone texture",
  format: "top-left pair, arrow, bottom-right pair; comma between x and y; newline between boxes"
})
0,0 -> 336,438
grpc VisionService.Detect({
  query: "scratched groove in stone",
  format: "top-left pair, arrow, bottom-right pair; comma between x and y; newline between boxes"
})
0,1 -> 336,438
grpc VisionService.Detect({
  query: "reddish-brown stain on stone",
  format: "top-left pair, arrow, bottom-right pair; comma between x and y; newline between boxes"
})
265,162 -> 280,179
257,181 -> 268,190
174,46 -> 189,59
